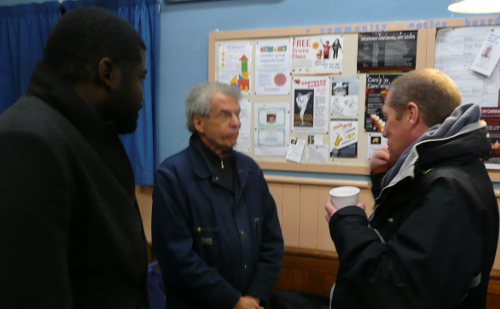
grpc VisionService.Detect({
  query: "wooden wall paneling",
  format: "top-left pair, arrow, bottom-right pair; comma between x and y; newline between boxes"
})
268,182 -> 284,225
360,187 -> 375,218
323,273 -> 336,296
487,294 -> 500,309
495,237 -> 500,270
281,183 -> 301,247
292,269 -> 309,291
136,185 -> 153,242
275,268 -> 294,290
299,185 -> 319,249
138,175 -> 500,272
306,271 -> 325,294
317,185 -> 336,252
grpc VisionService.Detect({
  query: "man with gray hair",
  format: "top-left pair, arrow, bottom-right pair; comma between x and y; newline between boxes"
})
152,81 -> 284,309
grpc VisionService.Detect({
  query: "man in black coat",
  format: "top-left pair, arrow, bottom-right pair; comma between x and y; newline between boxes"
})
325,68 -> 499,309
0,7 -> 150,308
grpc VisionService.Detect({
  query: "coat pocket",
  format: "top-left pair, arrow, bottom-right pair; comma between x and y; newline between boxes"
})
253,217 -> 264,233
192,226 -> 218,245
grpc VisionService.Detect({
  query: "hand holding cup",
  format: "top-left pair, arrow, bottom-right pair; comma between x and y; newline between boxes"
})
325,186 -> 364,222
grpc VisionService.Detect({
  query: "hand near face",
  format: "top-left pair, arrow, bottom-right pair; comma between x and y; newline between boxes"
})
370,145 -> 392,174
325,198 -> 366,222
234,296 -> 263,309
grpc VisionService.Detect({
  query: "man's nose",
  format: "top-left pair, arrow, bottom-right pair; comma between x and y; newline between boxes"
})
230,113 -> 240,127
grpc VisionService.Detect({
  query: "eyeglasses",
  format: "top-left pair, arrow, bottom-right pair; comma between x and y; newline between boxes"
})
209,110 -> 241,122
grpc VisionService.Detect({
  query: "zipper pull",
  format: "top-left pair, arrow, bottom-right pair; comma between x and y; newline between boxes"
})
221,159 -> 224,169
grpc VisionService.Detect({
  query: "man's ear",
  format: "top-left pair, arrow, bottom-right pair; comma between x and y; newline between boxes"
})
406,102 -> 421,127
97,57 -> 118,91
193,115 -> 205,134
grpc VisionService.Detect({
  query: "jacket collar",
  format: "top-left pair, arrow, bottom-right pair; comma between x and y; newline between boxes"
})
382,103 -> 487,190
189,134 -> 251,195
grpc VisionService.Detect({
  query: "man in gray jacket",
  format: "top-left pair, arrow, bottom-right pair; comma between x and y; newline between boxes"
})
325,68 -> 499,309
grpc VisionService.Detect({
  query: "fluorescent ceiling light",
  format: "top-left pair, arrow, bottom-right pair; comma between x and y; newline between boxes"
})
448,0 -> 500,13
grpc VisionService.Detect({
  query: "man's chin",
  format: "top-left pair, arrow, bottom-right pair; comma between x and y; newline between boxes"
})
116,121 -> 138,135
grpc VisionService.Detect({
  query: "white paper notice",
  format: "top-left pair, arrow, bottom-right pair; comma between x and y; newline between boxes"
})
435,27 -> 500,107
234,98 -> 251,153
255,39 -> 291,95
330,75 -> 359,117
217,41 -> 253,95
254,102 -> 290,156
292,76 -> 330,133
305,144 -> 329,163
286,138 -> 306,163
307,134 -> 323,146
291,35 -> 343,74
471,31 -> 500,77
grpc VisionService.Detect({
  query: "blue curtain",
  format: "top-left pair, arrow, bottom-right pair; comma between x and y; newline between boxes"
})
62,0 -> 159,185
0,0 -> 158,185
0,2 -> 60,115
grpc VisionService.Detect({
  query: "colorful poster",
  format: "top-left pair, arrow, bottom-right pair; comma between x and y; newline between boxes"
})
330,119 -> 358,158
330,75 -> 360,117
253,102 -> 290,156
291,35 -> 343,74
357,31 -> 417,73
364,74 -> 401,132
217,41 -> 253,95
482,108 -> 500,169
367,132 -> 388,161
292,76 -> 329,133
234,98 -> 251,153
255,39 -> 291,95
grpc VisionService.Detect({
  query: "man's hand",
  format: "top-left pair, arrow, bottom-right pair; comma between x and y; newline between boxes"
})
325,197 -> 366,223
233,295 -> 263,309
370,145 -> 392,174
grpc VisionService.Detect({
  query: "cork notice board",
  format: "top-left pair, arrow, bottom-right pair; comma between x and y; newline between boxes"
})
208,16 -> 500,179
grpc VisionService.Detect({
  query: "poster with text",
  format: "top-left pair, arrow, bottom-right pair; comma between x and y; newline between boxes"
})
357,31 -> 417,73
291,35 -> 343,74
364,74 -> 401,132
330,119 -> 358,158
254,102 -> 290,156
481,108 -> 500,169
217,41 -> 253,95
331,75 -> 360,117
292,76 -> 329,133
435,27 -> 500,107
255,39 -> 291,95
234,98 -> 251,153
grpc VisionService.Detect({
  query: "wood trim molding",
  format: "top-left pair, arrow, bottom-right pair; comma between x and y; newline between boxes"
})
280,247 -> 500,300
264,175 -> 372,189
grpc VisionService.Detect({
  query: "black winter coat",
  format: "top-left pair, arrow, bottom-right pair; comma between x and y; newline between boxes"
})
329,105 -> 499,309
0,62 -> 149,308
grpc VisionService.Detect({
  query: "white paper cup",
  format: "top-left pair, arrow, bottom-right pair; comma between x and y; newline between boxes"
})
329,186 -> 360,209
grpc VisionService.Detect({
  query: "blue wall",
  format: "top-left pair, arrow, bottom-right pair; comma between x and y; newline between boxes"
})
156,0 -> 481,162
0,0 -> 493,172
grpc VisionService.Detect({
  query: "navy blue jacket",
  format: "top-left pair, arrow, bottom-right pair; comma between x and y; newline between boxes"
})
152,134 -> 284,309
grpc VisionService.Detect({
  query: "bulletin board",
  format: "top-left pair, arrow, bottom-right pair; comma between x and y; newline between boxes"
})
425,15 -> 500,182
208,16 -> 500,178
